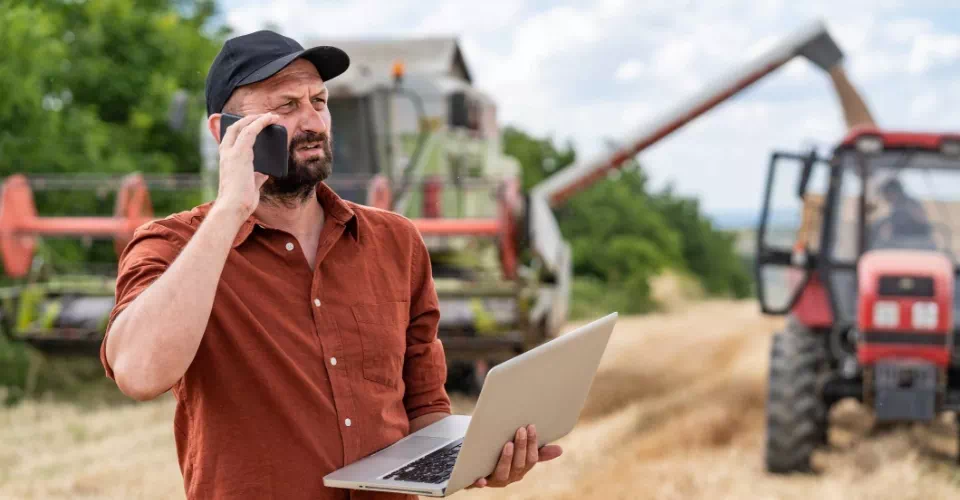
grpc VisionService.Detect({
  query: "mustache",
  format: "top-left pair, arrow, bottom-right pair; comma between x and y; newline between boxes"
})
289,131 -> 329,151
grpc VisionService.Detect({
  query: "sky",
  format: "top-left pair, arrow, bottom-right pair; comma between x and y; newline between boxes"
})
220,0 -> 960,215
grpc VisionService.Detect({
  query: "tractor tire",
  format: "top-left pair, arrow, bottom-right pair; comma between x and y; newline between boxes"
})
764,317 -> 827,474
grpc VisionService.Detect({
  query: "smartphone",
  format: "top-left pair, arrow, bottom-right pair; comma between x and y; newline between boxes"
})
219,112 -> 288,178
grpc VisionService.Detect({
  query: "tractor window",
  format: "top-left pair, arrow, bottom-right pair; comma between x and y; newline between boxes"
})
755,152 -> 829,314
832,150 -> 960,264
863,152 -> 960,263
760,154 -> 828,253
830,165 -> 863,263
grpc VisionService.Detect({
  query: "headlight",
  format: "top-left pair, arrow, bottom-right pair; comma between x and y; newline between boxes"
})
873,301 -> 899,328
856,135 -> 884,155
912,301 -> 939,329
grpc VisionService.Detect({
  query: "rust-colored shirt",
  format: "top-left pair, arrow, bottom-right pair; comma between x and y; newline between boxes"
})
100,182 -> 451,499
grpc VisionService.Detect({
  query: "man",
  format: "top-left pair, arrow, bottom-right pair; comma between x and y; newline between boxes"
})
872,177 -> 933,248
100,30 -> 561,499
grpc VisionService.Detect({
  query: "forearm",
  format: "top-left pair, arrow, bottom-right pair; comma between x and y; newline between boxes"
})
410,412 -> 451,433
106,204 -> 247,400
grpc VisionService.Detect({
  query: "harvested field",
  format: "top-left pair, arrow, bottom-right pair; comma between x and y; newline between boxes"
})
4,300 -> 960,499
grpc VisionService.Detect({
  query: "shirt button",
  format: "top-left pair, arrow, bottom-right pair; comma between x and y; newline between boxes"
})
345,418 -> 352,427
330,357 -> 337,366
314,298 -> 321,307
285,242 -> 294,251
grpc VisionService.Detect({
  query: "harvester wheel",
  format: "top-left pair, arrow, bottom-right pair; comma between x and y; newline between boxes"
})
765,317 -> 827,474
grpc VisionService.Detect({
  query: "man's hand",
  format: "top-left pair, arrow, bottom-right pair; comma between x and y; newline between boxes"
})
466,425 -> 562,489
215,113 -> 278,218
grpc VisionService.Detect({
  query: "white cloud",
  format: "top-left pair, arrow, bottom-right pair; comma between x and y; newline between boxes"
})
908,33 -> 960,74
614,59 -> 645,82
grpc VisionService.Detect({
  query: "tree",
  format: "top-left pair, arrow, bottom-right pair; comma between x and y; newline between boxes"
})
0,0 -> 228,269
502,126 -> 752,314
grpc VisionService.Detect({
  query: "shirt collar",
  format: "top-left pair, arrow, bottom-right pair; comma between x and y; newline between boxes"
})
225,182 -> 359,248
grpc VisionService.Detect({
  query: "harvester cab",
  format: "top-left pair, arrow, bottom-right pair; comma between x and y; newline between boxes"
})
759,125 -> 960,470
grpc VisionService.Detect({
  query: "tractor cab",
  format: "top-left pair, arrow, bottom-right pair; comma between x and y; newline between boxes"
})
756,128 -> 960,473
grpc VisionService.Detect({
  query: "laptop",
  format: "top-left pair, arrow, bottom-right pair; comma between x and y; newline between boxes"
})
322,312 -> 618,497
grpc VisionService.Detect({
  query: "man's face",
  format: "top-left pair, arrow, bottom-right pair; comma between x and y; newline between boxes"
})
221,59 -> 334,203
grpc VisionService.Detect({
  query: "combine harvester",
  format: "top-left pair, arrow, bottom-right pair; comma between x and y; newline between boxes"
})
0,20 -> 906,426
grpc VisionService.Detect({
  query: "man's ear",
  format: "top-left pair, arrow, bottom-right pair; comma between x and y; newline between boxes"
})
207,113 -> 222,144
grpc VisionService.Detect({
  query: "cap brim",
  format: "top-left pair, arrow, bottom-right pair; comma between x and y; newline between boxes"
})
238,46 -> 350,87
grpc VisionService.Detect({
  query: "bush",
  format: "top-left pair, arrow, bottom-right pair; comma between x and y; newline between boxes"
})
503,126 -> 753,308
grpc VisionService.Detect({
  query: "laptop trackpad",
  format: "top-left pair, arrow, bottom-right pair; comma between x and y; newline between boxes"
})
378,436 -> 450,459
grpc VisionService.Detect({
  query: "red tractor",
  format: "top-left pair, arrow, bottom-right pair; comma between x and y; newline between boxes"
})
759,128 -> 960,472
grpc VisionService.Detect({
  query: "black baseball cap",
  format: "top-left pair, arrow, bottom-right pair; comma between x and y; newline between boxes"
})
205,30 -> 350,116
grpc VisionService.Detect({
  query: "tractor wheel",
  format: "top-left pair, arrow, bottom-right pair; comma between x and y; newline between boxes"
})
765,317 -> 827,474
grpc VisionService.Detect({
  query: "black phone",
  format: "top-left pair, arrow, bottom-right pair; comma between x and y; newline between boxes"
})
219,112 -> 288,178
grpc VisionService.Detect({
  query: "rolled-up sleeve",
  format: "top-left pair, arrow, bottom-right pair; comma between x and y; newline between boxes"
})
403,230 -> 452,420
100,222 -> 184,380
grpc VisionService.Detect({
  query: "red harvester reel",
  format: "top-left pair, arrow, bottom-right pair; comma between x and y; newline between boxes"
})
365,174 -> 522,280
0,173 -> 154,278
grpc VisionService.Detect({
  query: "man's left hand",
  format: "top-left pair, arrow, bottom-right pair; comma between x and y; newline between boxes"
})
465,424 -> 563,489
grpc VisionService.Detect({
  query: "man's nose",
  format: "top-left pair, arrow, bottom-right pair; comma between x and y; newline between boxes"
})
298,105 -> 328,135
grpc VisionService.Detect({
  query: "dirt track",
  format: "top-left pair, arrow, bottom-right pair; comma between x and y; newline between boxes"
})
4,300 -> 960,499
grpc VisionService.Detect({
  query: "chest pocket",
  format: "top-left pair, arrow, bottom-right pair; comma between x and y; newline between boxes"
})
352,301 -> 409,389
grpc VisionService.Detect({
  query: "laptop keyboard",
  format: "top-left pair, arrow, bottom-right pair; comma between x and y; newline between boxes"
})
382,439 -> 463,484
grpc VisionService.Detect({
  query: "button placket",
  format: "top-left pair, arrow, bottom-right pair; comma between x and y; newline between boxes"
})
308,222 -> 361,460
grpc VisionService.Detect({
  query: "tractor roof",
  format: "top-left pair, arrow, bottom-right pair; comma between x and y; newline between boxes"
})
839,126 -> 960,152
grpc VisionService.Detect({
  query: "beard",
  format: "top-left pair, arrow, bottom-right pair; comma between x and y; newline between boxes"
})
260,130 -> 333,206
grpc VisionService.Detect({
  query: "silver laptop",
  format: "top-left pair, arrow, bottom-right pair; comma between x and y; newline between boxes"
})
323,312 -> 618,497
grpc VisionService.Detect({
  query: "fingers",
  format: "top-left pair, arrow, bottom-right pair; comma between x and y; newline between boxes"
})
254,172 -> 270,189
481,426 -> 559,488
539,444 -> 563,462
526,425 -> 539,470
220,113 -> 261,148
511,427 -> 527,479
492,441 -> 513,483
466,478 -> 486,489
234,113 -> 280,151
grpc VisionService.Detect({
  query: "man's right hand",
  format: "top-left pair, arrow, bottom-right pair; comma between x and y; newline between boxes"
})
215,113 -> 281,218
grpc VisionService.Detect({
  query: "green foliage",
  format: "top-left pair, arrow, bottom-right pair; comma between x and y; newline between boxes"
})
0,0 -> 226,269
0,336 -> 31,405
650,184 -> 753,298
0,0 -> 227,395
0,0 -> 223,177
503,126 -> 752,311
568,276 -> 656,320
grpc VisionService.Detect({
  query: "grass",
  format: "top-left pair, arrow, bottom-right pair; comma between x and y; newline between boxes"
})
569,277 -> 657,321
0,337 -> 125,408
